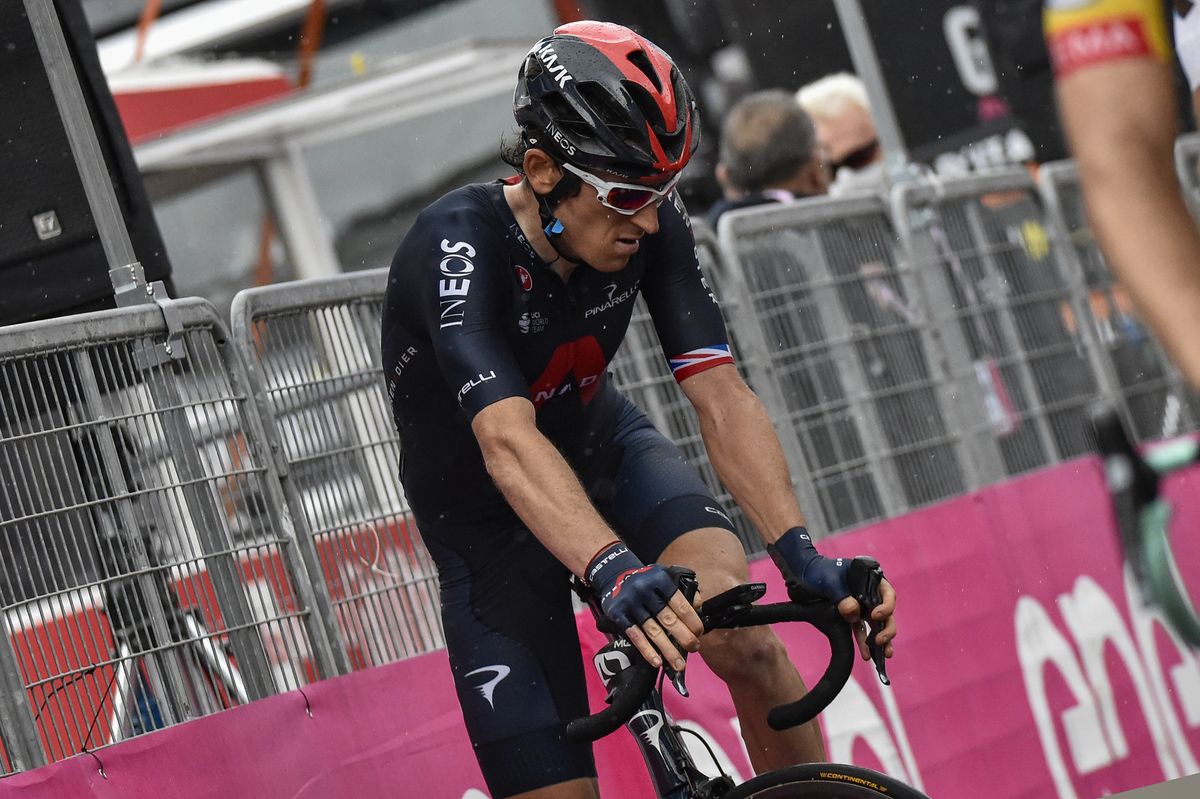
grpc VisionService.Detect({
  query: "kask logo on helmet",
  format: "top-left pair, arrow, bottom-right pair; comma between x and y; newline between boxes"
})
530,42 -> 574,88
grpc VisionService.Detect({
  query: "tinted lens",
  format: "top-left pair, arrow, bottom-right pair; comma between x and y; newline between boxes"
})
606,186 -> 657,211
834,140 -> 880,172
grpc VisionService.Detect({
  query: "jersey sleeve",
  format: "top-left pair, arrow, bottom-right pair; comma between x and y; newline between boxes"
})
402,199 -> 529,419
1043,0 -> 1171,78
1176,2 -> 1200,90
640,192 -> 735,383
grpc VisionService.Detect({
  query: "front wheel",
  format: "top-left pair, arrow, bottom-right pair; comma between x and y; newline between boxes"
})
721,763 -> 931,799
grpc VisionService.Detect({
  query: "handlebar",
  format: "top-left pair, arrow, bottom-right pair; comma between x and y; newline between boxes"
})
565,558 -> 885,742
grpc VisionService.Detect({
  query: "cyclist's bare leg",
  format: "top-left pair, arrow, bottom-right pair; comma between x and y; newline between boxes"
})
658,526 -> 826,773
509,777 -> 599,799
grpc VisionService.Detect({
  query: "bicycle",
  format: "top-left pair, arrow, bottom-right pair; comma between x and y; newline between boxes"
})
568,559 -> 930,798
1091,404 -> 1200,647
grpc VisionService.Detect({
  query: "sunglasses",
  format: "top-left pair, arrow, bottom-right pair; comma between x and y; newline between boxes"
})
830,139 -> 880,173
561,162 -> 681,215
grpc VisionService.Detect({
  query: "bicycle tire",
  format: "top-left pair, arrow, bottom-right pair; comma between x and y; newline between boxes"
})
722,763 -> 931,799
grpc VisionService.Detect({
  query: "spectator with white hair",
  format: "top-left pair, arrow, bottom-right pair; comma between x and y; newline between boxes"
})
797,73 -> 883,194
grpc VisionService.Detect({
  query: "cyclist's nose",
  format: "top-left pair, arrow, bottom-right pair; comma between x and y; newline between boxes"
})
631,202 -> 660,234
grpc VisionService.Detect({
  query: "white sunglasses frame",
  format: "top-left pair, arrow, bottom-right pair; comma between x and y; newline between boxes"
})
560,162 -> 681,215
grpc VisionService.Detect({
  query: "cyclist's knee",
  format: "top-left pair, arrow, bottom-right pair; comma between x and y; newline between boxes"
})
699,624 -> 791,683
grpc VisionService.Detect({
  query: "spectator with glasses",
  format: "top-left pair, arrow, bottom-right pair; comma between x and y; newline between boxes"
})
381,21 -> 897,799
798,72 -> 884,195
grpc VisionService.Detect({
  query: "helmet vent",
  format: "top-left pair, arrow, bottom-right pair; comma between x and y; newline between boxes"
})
540,92 -> 592,140
626,49 -> 663,92
577,82 -> 639,143
623,81 -> 671,132
523,53 -> 544,80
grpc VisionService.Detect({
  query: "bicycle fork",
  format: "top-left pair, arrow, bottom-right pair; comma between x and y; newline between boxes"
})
592,638 -> 734,799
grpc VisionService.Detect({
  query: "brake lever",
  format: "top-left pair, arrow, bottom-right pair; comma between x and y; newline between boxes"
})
662,566 -> 702,697
847,557 -> 889,685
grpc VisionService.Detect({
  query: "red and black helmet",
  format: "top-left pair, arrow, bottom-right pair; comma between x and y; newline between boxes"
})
514,21 -> 700,183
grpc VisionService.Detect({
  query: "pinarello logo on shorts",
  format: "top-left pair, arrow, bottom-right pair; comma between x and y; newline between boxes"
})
515,265 -> 533,292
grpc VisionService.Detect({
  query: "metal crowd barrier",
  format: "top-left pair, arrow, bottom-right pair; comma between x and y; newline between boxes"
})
717,194 -> 967,534
0,299 -> 341,769
1038,160 -> 1198,440
231,271 -> 444,670
895,168 -> 1106,477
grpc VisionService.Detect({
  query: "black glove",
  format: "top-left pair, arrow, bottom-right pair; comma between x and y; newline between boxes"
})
585,541 -> 676,630
767,526 -> 852,602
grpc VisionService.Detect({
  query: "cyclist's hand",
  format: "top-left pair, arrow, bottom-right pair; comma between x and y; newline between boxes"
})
585,541 -> 704,670
767,527 -> 897,660
839,577 -> 897,661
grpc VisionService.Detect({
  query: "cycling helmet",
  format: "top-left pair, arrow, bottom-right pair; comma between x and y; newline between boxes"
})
514,20 -> 700,183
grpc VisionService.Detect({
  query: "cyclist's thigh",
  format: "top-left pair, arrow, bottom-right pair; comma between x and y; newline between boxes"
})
417,512 -> 596,798
585,399 -> 737,563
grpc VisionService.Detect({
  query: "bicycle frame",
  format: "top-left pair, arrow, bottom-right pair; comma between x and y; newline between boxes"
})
1092,405 -> 1200,647
591,636 -> 733,799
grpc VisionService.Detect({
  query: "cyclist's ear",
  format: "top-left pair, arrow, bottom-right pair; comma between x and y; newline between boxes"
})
523,147 -> 564,194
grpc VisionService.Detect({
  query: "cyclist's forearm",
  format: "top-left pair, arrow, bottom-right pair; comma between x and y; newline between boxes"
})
1058,61 -> 1200,389
473,398 -> 618,576
694,379 -> 806,543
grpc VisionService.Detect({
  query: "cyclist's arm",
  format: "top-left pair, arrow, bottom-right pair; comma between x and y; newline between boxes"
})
642,195 -> 805,541
677,363 -> 805,541
471,398 -> 623,575
680,364 -> 896,656
472,403 -> 702,667
1047,0 -> 1200,388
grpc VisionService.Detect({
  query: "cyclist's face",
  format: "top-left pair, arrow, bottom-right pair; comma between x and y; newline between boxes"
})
552,169 -> 666,272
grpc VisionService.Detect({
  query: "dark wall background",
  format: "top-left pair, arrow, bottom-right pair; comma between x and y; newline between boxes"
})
0,0 -> 172,326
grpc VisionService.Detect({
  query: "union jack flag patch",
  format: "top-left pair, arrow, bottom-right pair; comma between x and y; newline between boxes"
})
669,345 -> 734,382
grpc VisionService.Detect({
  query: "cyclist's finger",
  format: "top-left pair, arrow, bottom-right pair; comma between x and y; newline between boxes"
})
873,613 -> 897,649
645,619 -> 685,668
836,595 -> 862,624
640,617 -> 686,671
624,625 -> 662,669
665,591 -> 704,644
871,579 -> 897,622
654,606 -> 700,655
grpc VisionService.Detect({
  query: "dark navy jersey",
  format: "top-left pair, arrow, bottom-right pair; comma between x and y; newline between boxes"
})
381,180 -> 733,519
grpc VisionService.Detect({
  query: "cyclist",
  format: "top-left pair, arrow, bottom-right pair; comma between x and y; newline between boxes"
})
381,21 -> 897,799
1044,0 -> 1200,389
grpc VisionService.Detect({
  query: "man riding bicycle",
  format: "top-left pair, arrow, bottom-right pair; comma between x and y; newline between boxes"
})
381,21 -> 897,799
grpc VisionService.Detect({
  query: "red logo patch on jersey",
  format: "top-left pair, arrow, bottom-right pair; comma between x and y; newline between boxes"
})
1047,18 -> 1151,77
515,265 -> 533,292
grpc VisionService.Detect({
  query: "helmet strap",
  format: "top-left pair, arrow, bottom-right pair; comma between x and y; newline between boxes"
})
533,164 -> 581,255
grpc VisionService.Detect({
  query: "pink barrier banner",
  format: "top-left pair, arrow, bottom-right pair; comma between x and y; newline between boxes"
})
5,458 -> 1198,798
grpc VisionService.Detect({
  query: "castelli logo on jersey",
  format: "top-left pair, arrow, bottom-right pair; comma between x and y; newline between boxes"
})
515,265 -> 533,291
